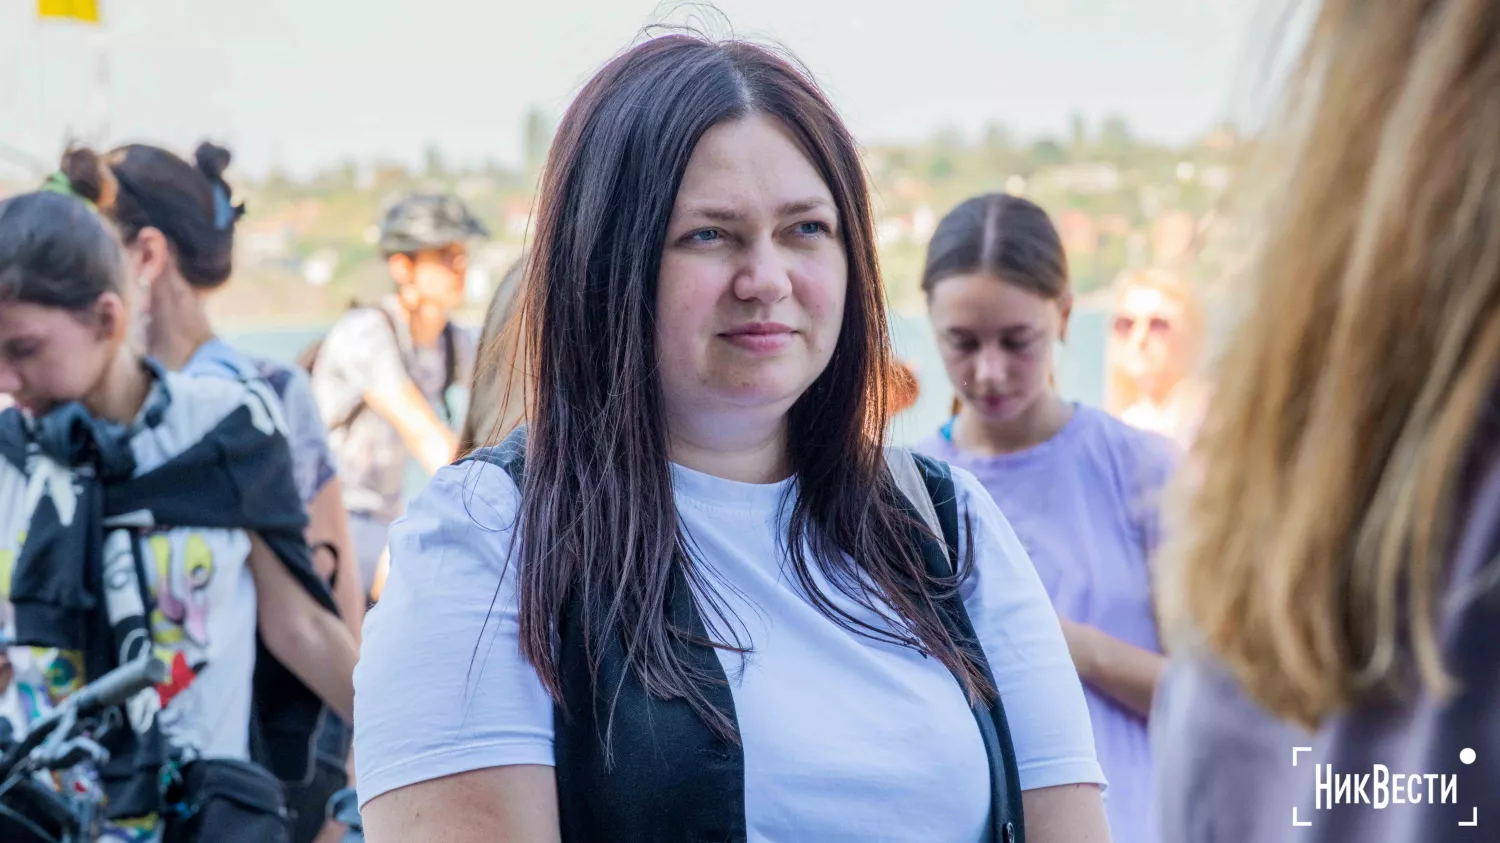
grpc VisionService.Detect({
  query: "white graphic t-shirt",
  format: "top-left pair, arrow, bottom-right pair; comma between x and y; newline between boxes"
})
0,371 -> 264,840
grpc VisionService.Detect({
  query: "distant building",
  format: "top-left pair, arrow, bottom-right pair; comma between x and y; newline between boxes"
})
237,222 -> 295,267
1045,163 -> 1121,194
911,204 -> 936,240
1204,125 -> 1240,151
1057,210 -> 1100,257
892,176 -> 931,202
457,176 -> 497,199
876,217 -> 907,247
1151,211 -> 1198,264
1099,214 -> 1132,238
1199,165 -> 1234,192
503,197 -> 533,241
302,249 -> 339,287
468,243 -> 524,305
876,203 -> 938,247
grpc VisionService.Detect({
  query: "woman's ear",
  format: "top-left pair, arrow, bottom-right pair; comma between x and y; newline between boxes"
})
387,253 -> 416,286
92,292 -> 132,343
124,227 -> 172,298
1057,292 -> 1075,343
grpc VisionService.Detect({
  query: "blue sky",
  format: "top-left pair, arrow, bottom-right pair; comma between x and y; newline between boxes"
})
1,0 -> 1274,179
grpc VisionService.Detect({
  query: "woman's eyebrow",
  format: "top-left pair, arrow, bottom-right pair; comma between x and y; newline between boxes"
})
777,198 -> 835,216
675,197 -> 834,224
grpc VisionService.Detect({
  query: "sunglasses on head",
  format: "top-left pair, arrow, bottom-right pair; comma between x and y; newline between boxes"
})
1113,314 -> 1174,339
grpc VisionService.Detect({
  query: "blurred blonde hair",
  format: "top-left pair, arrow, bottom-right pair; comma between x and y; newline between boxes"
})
1157,0 -> 1500,728
459,254 -> 529,456
1104,266 -> 1205,417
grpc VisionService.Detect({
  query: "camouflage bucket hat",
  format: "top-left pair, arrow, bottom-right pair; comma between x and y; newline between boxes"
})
378,193 -> 490,255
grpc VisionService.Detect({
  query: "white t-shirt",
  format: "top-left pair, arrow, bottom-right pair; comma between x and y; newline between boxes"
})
0,371 -> 260,762
353,458 -> 1105,842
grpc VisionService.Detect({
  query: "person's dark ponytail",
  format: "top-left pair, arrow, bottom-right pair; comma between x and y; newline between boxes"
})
71,141 -> 245,289
57,147 -> 120,211
193,141 -> 245,232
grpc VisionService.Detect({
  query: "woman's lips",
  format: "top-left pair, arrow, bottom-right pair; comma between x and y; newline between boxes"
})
975,394 -> 1018,414
721,323 -> 795,353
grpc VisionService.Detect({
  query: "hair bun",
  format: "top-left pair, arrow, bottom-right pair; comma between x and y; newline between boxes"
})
194,141 -> 233,182
58,146 -> 119,211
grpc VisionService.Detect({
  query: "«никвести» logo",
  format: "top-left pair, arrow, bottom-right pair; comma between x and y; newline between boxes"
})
1290,746 -> 1481,829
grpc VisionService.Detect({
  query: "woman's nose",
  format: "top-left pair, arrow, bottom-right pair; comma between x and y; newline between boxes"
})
1128,320 -> 1153,350
973,347 -> 1007,383
732,239 -> 792,304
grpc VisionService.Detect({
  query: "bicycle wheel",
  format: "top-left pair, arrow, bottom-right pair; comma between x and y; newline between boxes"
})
0,776 -> 72,843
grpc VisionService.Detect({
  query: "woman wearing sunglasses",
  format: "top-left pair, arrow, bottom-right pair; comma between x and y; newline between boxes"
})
916,193 -> 1177,843
1104,267 -> 1206,447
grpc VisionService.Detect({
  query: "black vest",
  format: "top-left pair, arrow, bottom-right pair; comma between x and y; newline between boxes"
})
467,428 -> 1025,843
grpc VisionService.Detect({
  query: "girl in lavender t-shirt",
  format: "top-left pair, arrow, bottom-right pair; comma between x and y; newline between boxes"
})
913,193 -> 1179,843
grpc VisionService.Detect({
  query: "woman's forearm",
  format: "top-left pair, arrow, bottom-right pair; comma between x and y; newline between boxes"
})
1061,618 -> 1164,718
281,603 -> 357,722
248,534 -> 358,721
1023,783 -> 1112,843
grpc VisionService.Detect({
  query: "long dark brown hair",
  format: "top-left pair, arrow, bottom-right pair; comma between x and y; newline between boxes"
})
501,34 -> 991,736
921,193 -> 1069,299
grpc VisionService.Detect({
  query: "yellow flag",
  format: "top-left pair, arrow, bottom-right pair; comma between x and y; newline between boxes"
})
38,0 -> 100,23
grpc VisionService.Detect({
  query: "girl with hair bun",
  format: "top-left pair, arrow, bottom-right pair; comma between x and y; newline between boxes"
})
0,183 -> 356,841
55,142 -> 364,843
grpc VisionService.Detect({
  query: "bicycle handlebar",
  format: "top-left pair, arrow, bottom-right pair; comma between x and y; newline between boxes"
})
67,654 -> 170,718
0,654 -> 168,780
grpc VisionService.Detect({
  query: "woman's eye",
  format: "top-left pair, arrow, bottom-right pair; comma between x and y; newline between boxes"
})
687,229 -> 721,244
795,221 -> 829,237
1003,336 -> 1036,353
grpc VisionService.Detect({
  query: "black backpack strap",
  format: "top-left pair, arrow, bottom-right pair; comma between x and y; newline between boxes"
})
462,425 -> 748,843
465,435 -> 1021,842
440,321 -> 459,423
908,452 -> 1027,843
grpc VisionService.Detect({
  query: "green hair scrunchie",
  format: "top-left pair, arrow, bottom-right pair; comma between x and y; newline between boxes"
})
41,171 -> 96,210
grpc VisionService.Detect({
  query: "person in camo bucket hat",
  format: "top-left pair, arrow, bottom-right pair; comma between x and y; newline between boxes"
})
377,193 -> 490,255
308,192 -> 485,602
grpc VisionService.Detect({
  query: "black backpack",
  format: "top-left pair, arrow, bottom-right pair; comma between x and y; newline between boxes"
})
467,426 -> 1027,843
297,304 -> 458,433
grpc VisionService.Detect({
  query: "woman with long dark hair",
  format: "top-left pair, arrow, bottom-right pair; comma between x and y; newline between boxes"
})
63,142 -> 366,636
355,35 -> 1108,842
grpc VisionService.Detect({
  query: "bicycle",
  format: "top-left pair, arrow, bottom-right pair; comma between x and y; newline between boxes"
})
0,655 -> 170,843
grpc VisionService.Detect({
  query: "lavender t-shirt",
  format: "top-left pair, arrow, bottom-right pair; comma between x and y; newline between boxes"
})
917,404 -> 1178,843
